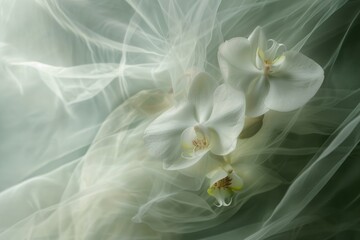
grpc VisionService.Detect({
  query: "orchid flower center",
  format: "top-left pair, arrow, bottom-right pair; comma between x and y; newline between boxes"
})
212,175 -> 232,189
207,167 -> 243,207
256,39 -> 286,76
181,125 -> 210,158
192,126 -> 210,151
207,172 -> 235,207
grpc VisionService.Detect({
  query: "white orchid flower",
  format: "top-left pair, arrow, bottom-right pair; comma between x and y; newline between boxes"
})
207,165 -> 243,207
218,26 -> 324,117
144,72 -> 245,170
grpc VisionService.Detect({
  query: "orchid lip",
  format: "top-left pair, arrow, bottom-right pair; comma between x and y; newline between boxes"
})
256,40 -> 286,75
207,167 -> 244,207
181,125 -> 211,158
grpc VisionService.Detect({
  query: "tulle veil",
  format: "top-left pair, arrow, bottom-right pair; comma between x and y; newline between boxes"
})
0,0 -> 359,239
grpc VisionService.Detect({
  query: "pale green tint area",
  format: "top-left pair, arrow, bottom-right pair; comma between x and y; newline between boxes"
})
0,0 -> 359,239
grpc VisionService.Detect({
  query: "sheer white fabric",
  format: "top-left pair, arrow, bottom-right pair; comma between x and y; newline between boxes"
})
0,0 -> 359,239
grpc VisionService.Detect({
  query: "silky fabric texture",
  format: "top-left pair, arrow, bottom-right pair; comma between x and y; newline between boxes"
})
0,0 -> 359,239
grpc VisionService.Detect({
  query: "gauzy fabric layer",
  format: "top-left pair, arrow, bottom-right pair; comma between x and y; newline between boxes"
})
0,1 -> 359,239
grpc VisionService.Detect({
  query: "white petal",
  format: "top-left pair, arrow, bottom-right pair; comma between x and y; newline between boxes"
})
180,126 -> 210,158
248,26 -> 267,60
167,150 -> 208,170
188,72 -> 218,123
166,126 -> 210,170
144,103 -> 197,169
266,51 -> 324,111
218,37 -> 261,92
206,84 -> 245,155
181,126 -> 201,157
245,75 -> 270,117
207,188 -> 233,207
229,171 -> 244,191
207,168 -> 228,186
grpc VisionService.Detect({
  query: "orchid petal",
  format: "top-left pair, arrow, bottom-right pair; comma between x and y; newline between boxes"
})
168,150 -> 207,170
165,126 -> 210,170
180,126 -> 210,158
218,37 -> 261,92
207,168 -> 228,186
144,103 -> 197,169
248,26 -> 267,61
245,75 -> 270,117
206,84 -> 245,155
229,171 -> 244,191
266,51 -> 324,111
207,166 -> 244,207
207,188 -> 233,207
188,72 -> 218,123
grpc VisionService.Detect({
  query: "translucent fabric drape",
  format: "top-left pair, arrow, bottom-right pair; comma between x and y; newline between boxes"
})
0,0 -> 359,239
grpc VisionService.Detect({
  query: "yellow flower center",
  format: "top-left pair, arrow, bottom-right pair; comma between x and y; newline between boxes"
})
181,125 -> 210,157
257,41 -> 286,76
192,126 -> 210,152
263,59 -> 272,75
192,138 -> 209,151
